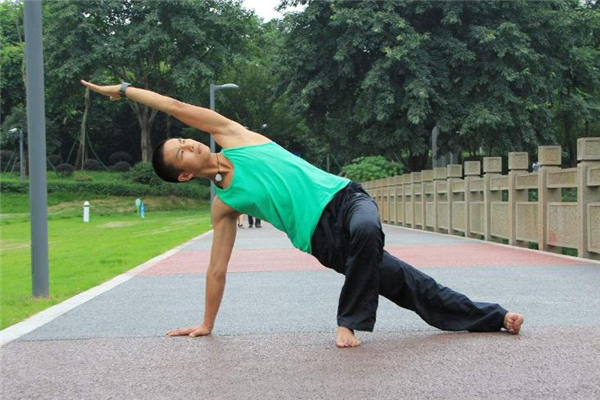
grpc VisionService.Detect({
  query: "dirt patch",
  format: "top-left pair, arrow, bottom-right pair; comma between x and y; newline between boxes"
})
0,239 -> 30,251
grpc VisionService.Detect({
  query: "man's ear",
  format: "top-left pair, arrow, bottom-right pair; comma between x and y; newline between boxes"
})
178,172 -> 194,182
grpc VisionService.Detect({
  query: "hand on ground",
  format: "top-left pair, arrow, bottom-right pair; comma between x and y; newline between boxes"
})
167,325 -> 212,338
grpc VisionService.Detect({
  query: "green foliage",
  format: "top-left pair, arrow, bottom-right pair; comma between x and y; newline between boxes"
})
278,0 -> 600,168
109,152 -> 133,166
0,177 -> 209,199
112,161 -> 131,172
129,162 -> 162,187
43,0 -> 257,161
342,156 -> 403,182
74,175 -> 93,182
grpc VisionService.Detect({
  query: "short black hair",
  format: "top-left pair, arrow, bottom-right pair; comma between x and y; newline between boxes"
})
152,139 -> 182,183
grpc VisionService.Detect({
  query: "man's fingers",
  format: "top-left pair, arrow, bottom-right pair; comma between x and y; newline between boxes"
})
80,79 -> 96,90
166,328 -> 193,337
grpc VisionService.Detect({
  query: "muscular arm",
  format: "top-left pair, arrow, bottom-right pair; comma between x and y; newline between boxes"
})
80,80 -> 249,148
201,200 -> 239,330
167,198 -> 238,337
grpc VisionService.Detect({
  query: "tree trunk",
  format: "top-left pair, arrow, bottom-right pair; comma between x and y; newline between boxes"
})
75,88 -> 91,169
141,124 -> 152,162
131,102 -> 158,163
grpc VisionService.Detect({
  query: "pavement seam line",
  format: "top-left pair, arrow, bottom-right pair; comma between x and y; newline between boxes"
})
384,224 -> 600,265
0,230 -> 214,348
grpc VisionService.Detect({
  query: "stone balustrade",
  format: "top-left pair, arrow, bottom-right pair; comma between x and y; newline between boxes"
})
362,137 -> 600,261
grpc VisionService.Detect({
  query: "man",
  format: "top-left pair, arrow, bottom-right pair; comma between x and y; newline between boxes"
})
81,80 -> 524,348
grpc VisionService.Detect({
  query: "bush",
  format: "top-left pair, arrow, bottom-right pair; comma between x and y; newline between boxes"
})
0,178 -> 210,199
83,159 -> 103,171
342,156 -> 403,182
109,151 -> 133,166
56,163 -> 75,177
109,151 -> 133,165
130,162 -> 162,186
112,161 -> 131,172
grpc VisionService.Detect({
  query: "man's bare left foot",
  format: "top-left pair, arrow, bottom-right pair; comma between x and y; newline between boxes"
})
504,312 -> 524,334
336,327 -> 361,348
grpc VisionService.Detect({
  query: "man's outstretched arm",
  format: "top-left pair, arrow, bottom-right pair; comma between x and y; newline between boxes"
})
167,198 -> 238,337
80,80 -> 246,148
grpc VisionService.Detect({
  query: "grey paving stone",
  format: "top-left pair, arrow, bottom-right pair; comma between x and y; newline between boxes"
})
18,265 -> 600,341
3,329 -> 599,400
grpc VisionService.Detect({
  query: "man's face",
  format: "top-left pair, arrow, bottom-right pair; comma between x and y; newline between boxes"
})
162,138 -> 210,182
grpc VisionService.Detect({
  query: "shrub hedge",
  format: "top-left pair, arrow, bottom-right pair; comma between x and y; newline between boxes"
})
0,179 -> 209,199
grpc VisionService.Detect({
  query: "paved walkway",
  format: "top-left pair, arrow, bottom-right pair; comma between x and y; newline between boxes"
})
2,223 -> 600,399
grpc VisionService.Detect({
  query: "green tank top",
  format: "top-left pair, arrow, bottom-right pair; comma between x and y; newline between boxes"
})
215,142 -> 350,254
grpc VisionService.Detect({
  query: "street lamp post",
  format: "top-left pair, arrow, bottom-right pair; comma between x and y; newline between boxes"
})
209,83 -> 239,211
9,128 -> 24,182
24,0 -> 49,298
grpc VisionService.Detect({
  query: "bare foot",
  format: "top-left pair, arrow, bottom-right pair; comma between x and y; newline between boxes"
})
504,312 -> 524,334
336,327 -> 361,348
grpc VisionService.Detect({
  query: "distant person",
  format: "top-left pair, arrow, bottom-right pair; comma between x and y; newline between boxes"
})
81,80 -> 524,348
339,170 -> 348,178
248,215 -> 261,228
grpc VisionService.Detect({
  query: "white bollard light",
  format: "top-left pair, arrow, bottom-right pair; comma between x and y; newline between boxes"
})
83,201 -> 90,223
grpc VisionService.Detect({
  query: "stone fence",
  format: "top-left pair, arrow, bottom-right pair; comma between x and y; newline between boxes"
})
362,137 -> 600,261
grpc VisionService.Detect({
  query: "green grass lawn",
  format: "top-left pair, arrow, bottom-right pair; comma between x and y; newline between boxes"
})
0,193 -> 211,329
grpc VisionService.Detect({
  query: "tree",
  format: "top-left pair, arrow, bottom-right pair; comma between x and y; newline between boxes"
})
277,1 -> 600,170
44,0 -> 255,162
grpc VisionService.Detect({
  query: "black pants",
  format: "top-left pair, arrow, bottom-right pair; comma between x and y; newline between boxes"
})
310,182 -> 507,332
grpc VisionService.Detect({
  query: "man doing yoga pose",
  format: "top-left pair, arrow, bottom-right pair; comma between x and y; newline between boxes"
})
81,80 -> 524,348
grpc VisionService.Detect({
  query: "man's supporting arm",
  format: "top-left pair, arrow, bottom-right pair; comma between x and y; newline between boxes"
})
167,198 -> 238,337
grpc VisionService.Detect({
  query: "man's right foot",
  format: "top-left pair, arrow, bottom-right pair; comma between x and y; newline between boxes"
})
504,312 -> 524,334
336,327 -> 361,348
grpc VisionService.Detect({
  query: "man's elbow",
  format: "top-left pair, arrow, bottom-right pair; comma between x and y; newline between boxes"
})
208,268 -> 227,283
167,99 -> 185,115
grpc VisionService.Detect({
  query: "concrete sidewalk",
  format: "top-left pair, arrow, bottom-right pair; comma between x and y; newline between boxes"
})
2,223 -> 599,399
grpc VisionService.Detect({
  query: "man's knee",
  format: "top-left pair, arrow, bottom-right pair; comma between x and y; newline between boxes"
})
350,219 -> 383,246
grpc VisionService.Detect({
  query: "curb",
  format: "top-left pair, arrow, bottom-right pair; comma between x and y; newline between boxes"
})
0,230 -> 214,347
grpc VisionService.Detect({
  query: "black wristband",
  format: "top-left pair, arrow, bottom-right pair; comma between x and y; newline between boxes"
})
119,82 -> 131,97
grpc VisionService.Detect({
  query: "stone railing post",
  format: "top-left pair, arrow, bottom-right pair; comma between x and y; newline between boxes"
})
433,167 -> 447,233
403,174 -> 413,227
382,177 -> 390,223
389,176 -> 397,225
422,170 -> 434,231
508,152 -> 529,247
538,145 -> 562,253
483,157 -> 502,241
577,138 -> 600,260
447,164 -> 462,235
464,161 -> 481,238
412,172 -> 423,230
394,175 -> 404,226
375,178 -> 383,220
